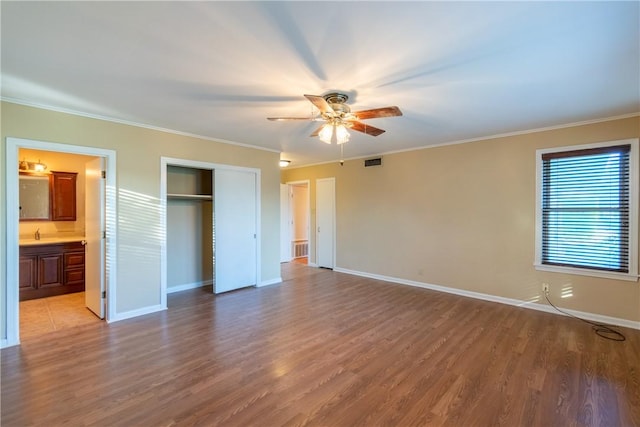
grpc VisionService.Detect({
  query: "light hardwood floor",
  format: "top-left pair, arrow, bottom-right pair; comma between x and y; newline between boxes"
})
2,263 -> 639,426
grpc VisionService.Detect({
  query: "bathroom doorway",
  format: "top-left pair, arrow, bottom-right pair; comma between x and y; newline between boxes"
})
17,149 -> 100,340
5,137 -> 116,347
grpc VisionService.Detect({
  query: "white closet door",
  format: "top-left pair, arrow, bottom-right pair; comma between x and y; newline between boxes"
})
316,177 -> 335,269
214,169 -> 257,293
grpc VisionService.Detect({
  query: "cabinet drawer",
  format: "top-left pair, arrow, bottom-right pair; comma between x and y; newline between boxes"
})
65,268 -> 84,285
64,251 -> 85,268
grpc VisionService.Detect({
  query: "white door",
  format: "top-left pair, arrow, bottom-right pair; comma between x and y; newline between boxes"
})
316,178 -> 335,269
214,169 -> 257,293
85,157 -> 105,318
280,184 -> 291,262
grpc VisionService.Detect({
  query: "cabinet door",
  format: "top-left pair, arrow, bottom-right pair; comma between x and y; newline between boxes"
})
39,253 -> 64,288
51,171 -> 77,221
19,255 -> 38,291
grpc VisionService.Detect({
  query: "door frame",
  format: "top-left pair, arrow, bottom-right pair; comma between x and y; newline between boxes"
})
282,180 -> 310,263
4,137 -> 117,348
280,184 -> 291,263
160,157 -> 261,306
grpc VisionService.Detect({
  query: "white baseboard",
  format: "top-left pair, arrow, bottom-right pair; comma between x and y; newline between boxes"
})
108,304 -> 166,323
259,277 -> 282,287
334,267 -> 640,331
0,338 -> 15,349
167,280 -> 212,294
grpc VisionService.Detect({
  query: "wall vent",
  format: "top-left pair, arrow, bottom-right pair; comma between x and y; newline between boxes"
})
364,157 -> 382,167
293,240 -> 309,258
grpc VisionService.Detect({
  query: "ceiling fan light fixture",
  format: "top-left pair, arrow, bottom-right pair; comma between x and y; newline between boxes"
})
335,124 -> 350,144
318,123 -> 334,144
267,92 -> 402,145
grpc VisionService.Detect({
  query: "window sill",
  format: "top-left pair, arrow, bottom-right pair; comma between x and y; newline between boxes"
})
534,263 -> 639,282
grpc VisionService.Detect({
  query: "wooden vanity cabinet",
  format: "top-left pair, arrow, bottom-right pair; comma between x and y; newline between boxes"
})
19,255 -> 38,294
19,241 -> 85,301
51,171 -> 77,221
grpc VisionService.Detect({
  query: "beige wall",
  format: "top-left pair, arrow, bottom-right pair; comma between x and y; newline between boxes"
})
282,116 -> 640,323
1,101 -> 281,342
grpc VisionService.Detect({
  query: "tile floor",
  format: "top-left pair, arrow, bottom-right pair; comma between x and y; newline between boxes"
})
20,292 -> 101,340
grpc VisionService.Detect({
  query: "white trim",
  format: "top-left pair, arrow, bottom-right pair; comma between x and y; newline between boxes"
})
107,304 -> 166,323
280,184 -> 292,263
160,157 -> 262,302
334,267 -> 640,331
6,97 -> 635,171
259,277 -> 282,287
534,138 -> 639,281
1,97 -> 280,154
167,280 -> 213,294
4,137 -> 117,348
533,263 -> 639,282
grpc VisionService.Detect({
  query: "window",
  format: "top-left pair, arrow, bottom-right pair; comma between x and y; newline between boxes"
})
535,140 -> 638,281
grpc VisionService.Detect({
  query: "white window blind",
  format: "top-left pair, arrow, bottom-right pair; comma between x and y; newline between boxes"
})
541,145 -> 630,273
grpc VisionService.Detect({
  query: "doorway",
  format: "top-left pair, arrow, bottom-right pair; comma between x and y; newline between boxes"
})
160,157 -> 261,305
280,181 -> 310,264
5,137 -> 116,348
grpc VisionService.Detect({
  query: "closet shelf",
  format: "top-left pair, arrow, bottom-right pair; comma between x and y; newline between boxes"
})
167,193 -> 213,201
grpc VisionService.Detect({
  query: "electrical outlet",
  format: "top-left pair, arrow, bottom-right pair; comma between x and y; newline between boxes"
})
542,283 -> 550,294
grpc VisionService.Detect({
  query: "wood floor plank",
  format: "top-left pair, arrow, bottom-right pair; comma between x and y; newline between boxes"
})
2,263 -> 639,426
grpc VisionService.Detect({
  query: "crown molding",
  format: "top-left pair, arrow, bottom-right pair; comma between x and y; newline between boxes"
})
0,97 -> 281,154
289,112 -> 640,169
3,97 -> 636,167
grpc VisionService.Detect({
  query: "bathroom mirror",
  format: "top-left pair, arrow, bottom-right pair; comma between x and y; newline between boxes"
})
19,173 -> 51,220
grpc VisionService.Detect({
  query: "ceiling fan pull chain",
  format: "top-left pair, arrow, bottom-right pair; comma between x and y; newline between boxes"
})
340,144 -> 344,166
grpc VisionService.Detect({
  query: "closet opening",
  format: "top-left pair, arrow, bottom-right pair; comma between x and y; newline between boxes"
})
166,166 -> 214,296
161,157 -> 260,307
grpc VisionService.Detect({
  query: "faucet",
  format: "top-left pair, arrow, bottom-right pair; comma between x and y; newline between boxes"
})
35,228 -> 40,240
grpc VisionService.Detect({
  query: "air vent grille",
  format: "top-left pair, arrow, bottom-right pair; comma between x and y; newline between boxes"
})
364,158 -> 382,167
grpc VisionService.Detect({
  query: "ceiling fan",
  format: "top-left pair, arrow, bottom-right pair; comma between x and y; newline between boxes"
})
267,93 -> 402,144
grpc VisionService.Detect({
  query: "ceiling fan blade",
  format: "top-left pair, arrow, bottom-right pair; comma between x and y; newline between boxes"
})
309,124 -> 325,137
349,121 -> 386,136
267,117 -> 316,121
352,106 -> 402,120
304,94 -> 334,114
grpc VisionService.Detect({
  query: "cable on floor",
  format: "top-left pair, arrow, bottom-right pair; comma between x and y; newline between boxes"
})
545,293 -> 626,342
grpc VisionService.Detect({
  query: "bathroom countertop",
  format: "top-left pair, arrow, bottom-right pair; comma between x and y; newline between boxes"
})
19,236 -> 85,246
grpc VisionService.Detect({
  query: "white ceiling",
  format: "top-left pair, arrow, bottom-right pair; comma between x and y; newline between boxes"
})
2,1 -> 638,166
